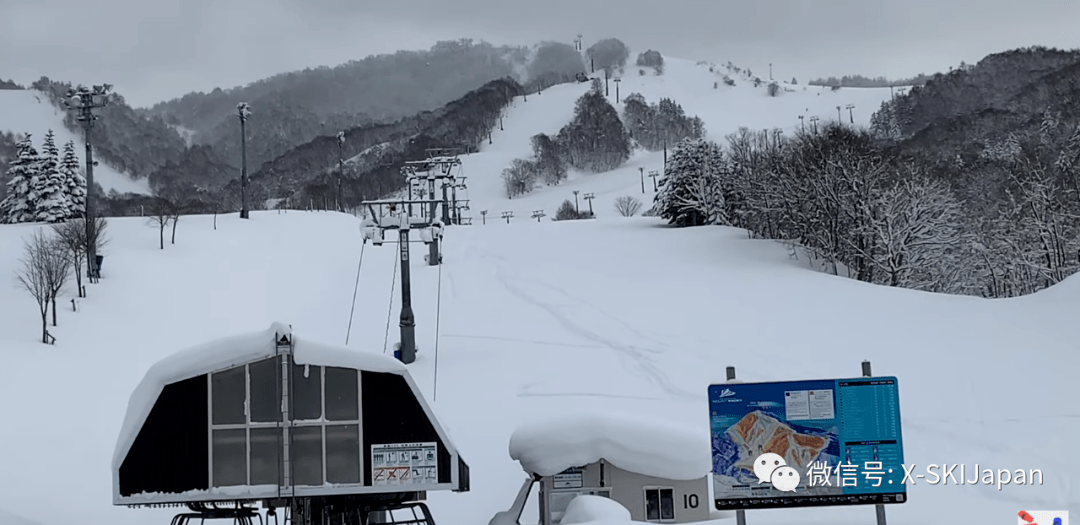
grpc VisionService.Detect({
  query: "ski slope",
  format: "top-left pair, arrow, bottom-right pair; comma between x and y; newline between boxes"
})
0,55 -> 1075,525
0,89 -> 151,195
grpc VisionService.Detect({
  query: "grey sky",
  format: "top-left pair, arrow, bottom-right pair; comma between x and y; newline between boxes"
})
2,0 -> 1079,108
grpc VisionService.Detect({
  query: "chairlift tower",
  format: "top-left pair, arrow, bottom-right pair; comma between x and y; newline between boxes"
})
360,197 -> 446,364
402,148 -> 471,227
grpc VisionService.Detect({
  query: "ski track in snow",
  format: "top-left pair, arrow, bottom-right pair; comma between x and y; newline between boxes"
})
493,267 -> 696,400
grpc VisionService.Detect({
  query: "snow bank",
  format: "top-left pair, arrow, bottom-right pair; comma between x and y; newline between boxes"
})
112,322 -> 406,469
508,411 -> 711,480
561,495 -> 631,525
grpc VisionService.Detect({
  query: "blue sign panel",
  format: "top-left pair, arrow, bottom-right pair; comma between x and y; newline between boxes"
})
708,377 -> 905,510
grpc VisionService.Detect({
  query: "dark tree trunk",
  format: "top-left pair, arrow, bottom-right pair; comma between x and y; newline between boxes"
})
51,298 -> 57,326
171,216 -> 179,244
159,222 -> 166,249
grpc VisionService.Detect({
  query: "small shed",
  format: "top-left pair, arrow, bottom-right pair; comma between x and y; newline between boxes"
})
502,412 -> 712,525
112,322 -> 468,509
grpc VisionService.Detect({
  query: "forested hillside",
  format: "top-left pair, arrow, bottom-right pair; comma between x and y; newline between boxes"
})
142,39 -> 529,172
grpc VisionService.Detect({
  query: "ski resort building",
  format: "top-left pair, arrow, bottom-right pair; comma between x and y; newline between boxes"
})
111,322 -> 468,525
492,413 -> 711,525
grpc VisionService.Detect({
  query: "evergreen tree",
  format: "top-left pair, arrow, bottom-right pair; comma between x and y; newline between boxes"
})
557,90 -> 632,173
0,134 -> 44,223
61,140 -> 87,219
32,129 -> 70,222
653,138 -> 727,226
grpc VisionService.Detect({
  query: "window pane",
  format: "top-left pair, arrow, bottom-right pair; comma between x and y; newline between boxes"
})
211,366 -> 246,425
291,426 -> 323,486
325,424 -> 360,483
324,367 -> 358,421
251,427 -> 282,485
659,489 -> 674,520
212,429 -> 247,487
292,362 -> 322,421
645,489 -> 659,520
250,357 -> 281,422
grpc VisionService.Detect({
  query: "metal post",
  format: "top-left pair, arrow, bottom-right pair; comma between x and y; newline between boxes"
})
429,182 -> 440,266
451,182 -> 460,225
573,190 -> 580,214
727,366 -> 747,525
639,167 -> 645,194
441,182 -> 451,224
398,227 -> 416,364
238,103 -> 250,219
481,210 -> 487,225
82,121 -> 97,281
63,85 -> 111,283
584,193 -> 594,216
337,131 -> 345,212
614,77 -> 620,101
861,360 -> 887,525
837,106 -> 842,123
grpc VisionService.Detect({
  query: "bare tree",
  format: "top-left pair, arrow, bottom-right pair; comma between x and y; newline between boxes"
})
50,217 -> 107,298
614,195 -> 643,217
148,196 -> 172,249
15,229 -> 69,343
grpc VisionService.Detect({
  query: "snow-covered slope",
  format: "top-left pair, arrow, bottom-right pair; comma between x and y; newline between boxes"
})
0,89 -> 150,194
0,55 -> 1073,525
462,56 -> 896,221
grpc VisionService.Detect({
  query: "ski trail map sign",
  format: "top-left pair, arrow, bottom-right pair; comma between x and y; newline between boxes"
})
708,377 -> 906,509
371,443 -> 438,486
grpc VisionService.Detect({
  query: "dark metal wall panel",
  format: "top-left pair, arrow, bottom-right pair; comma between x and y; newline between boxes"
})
360,371 -> 449,486
119,375 -> 209,496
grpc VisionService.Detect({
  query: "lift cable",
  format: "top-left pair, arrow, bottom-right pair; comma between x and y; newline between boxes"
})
432,247 -> 444,402
383,252 -> 400,354
344,239 -> 368,346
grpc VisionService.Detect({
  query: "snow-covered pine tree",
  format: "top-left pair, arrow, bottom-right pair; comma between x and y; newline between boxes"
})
0,134 -> 45,224
32,129 -> 70,222
61,139 -> 87,219
653,138 -> 726,226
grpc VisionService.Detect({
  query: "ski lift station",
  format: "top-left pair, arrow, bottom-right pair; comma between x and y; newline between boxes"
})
111,322 -> 468,525
492,413 -> 713,525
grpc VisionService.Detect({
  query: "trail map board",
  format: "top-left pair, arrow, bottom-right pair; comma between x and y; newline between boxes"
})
708,377 -> 905,509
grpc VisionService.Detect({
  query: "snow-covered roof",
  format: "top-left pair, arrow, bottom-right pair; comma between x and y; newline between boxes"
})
111,322 -> 406,470
508,411 -> 711,481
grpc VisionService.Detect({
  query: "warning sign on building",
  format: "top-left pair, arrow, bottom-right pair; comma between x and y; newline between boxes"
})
371,442 -> 438,486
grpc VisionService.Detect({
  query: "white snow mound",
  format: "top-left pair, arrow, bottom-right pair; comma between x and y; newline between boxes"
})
0,509 -> 43,525
561,495 -> 631,525
111,322 -> 406,469
508,411 -> 711,480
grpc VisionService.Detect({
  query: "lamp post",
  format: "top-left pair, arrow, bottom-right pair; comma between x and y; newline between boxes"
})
573,190 -> 580,214
63,84 -> 111,282
237,102 -> 252,219
337,131 -> 345,212
583,193 -> 595,217
846,104 -> 855,123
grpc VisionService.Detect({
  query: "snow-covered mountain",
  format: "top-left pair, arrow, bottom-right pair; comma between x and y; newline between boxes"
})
0,54 -> 1074,525
0,89 -> 151,195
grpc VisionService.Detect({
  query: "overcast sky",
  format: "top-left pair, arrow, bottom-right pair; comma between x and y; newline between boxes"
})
2,0 -> 1079,108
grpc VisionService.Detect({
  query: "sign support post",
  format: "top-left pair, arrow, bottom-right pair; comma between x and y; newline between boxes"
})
725,366 -> 747,525
863,360 -> 887,525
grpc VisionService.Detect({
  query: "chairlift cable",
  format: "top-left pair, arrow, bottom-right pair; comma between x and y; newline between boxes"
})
433,248 -> 444,402
344,239 -> 368,345
383,252 -> 399,354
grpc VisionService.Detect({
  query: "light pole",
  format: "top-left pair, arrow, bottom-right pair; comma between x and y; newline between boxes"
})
237,102 -> 251,219
639,167 -> 645,194
846,104 -> 855,123
583,193 -> 595,217
337,131 -> 345,212
613,77 -> 621,101
648,170 -> 660,192
63,84 -> 111,282
573,190 -> 580,214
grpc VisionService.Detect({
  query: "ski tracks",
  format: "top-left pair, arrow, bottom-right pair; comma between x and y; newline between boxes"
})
493,267 -> 697,400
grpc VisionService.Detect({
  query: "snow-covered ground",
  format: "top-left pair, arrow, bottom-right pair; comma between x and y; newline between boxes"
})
0,56 -> 1075,525
0,89 -> 151,195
